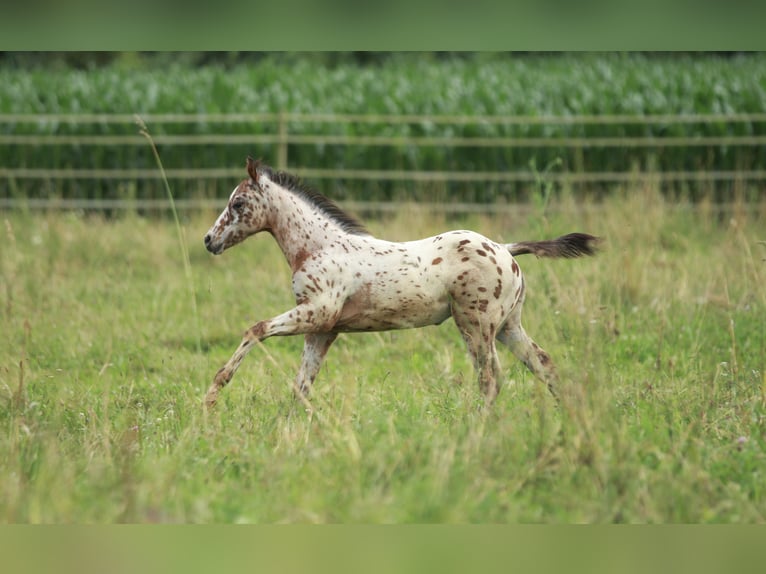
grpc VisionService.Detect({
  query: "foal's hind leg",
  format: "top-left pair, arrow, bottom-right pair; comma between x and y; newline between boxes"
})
496,312 -> 559,397
451,304 -> 502,402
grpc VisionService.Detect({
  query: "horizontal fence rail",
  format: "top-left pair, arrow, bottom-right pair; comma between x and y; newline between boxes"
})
3,168 -> 765,183
0,198 -> 758,218
2,112 -> 765,210
4,134 -> 766,149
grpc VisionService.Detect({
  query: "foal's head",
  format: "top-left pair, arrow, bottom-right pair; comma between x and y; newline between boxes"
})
204,157 -> 269,255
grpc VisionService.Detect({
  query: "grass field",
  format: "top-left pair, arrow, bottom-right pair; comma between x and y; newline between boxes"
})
1,184 -> 765,523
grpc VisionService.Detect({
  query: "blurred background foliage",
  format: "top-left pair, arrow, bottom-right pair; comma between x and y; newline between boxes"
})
1,51 -> 764,204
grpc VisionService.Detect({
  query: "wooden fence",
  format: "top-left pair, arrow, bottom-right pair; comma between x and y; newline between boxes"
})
1,112 -> 765,210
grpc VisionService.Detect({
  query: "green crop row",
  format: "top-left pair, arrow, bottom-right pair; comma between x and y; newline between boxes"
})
2,53 -> 765,202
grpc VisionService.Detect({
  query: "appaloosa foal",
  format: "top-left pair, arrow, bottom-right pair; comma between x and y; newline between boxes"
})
203,157 -> 598,408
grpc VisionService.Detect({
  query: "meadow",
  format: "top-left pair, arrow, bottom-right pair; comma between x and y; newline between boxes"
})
1,180 -> 764,523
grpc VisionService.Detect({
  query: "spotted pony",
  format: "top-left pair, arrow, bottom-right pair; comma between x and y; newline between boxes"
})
203,157 -> 599,408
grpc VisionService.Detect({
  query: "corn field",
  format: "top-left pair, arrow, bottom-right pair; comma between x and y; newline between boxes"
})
1,52 -> 765,203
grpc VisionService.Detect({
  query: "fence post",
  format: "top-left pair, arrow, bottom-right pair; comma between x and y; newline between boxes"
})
277,110 -> 288,170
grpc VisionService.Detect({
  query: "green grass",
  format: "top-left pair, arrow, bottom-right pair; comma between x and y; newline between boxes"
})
1,186 -> 765,523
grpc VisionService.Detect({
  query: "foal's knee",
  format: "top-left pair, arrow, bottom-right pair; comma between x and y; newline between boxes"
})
213,367 -> 232,388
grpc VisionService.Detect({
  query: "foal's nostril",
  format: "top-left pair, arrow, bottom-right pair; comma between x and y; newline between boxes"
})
204,234 -> 212,246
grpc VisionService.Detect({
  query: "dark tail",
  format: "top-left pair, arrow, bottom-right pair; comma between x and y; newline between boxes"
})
506,233 -> 600,259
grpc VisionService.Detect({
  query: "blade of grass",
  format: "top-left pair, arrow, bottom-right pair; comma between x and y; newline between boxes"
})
135,115 -> 201,354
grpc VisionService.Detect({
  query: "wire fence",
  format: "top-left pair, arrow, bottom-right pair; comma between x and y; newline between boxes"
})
2,112 -> 765,211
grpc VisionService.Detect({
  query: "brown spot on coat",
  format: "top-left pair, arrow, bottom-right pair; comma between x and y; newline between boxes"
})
431,257 -> 443,265
248,321 -> 267,339
481,242 -> 496,254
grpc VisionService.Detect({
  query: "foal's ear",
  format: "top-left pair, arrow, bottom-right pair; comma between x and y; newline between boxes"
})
246,156 -> 260,183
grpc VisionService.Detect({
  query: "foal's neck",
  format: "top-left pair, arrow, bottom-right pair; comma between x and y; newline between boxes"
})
265,183 -> 358,272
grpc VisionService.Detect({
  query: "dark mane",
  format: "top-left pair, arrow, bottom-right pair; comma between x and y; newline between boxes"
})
258,163 -> 368,236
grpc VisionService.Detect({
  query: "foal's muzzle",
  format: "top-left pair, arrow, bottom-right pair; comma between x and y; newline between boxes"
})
203,233 -> 223,254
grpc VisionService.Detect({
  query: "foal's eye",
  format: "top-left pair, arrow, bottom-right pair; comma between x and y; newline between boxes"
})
231,198 -> 245,211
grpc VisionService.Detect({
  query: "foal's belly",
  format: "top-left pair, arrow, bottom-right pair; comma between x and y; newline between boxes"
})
333,280 -> 452,332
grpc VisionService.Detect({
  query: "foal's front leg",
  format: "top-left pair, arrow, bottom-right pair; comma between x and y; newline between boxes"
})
295,332 -> 338,398
204,305 -> 338,408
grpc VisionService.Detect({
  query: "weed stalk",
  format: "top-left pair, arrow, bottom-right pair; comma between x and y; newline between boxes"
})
136,115 -> 201,354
